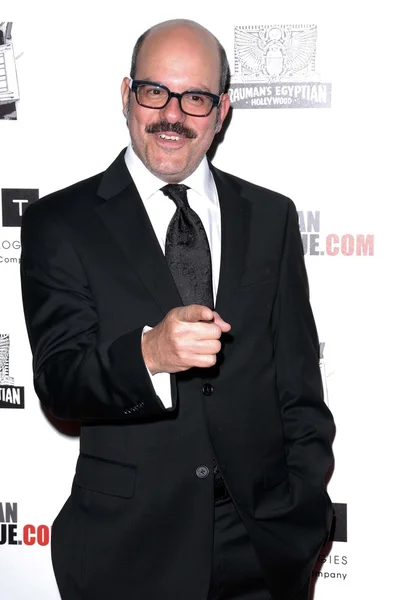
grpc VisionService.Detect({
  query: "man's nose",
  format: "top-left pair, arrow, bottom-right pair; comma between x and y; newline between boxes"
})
160,96 -> 186,123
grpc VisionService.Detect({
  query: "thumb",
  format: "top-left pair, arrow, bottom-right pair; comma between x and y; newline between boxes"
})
212,311 -> 231,332
182,304 -> 214,323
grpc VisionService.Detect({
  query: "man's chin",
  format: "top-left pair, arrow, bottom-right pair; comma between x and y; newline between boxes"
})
146,158 -> 194,183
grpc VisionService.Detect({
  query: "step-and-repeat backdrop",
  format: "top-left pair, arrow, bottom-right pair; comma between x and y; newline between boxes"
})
1,2 -> 399,598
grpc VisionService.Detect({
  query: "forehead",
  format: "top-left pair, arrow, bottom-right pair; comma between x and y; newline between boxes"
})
136,25 -> 221,89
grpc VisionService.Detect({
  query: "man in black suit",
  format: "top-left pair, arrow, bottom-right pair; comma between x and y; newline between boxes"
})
20,19 -> 334,600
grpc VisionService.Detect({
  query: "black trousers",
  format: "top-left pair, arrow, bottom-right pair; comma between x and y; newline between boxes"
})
207,498 -> 310,600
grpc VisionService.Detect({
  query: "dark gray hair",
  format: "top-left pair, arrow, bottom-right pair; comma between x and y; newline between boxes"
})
129,23 -> 230,94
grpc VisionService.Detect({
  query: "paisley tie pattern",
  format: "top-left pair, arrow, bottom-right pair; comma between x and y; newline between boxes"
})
162,184 -> 214,309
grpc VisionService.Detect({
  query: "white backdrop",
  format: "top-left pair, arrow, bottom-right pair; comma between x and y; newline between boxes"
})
1,1 -> 400,598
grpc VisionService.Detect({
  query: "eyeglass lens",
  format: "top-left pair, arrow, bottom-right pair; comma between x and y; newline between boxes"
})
136,84 -> 213,115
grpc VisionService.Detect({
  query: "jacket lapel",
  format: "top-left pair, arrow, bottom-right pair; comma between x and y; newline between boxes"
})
94,151 -> 249,322
211,165 -> 249,323
95,150 -> 182,316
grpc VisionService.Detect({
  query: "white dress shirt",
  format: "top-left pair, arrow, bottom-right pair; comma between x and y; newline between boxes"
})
124,144 -> 221,408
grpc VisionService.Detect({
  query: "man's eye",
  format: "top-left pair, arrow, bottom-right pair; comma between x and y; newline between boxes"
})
188,94 -> 205,104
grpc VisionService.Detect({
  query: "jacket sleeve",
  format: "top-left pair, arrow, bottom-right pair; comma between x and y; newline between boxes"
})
20,200 -> 177,421
272,199 -> 335,490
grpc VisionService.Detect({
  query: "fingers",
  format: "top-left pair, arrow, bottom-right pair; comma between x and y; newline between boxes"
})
188,338 -> 222,355
191,353 -> 218,368
145,306 -> 230,374
176,305 -> 231,331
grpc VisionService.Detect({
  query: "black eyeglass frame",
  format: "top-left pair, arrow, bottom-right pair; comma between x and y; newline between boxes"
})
129,79 -> 221,117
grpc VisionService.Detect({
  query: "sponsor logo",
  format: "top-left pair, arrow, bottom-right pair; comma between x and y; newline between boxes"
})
313,553 -> 348,581
299,211 -> 374,256
0,238 -> 21,265
0,22 -> 19,120
0,502 -> 51,546
0,334 -> 24,408
1,188 -> 39,227
230,25 -> 331,109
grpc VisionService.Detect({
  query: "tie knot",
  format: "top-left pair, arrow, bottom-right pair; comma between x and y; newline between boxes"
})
161,184 -> 189,209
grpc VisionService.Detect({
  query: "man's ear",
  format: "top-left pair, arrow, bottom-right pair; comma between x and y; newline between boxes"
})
215,93 -> 230,133
121,77 -> 131,118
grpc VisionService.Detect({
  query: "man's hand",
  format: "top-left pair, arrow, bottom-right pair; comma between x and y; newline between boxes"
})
142,305 -> 231,375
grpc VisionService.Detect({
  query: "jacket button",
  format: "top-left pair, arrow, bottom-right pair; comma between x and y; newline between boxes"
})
196,465 -> 209,479
202,383 -> 214,396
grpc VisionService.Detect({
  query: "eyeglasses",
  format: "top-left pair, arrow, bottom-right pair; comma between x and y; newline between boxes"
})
129,79 -> 221,117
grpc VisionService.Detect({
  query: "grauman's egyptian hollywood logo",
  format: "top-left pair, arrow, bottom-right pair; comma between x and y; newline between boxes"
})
229,24 -> 331,109
0,334 -> 25,408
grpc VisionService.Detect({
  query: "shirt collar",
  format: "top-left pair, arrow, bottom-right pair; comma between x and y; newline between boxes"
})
124,143 -> 216,204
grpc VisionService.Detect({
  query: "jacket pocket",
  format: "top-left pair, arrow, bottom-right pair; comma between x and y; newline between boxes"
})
73,453 -> 136,498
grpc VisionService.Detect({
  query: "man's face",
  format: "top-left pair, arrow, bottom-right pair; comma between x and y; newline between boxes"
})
121,25 -> 230,183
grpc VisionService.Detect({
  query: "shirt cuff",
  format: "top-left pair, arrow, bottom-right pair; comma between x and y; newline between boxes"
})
142,326 -> 172,409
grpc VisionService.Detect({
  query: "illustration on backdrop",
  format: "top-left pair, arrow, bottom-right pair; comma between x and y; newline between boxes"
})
229,24 -> 331,109
0,22 -> 19,120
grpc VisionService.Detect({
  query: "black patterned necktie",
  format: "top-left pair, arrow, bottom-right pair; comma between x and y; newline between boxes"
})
162,184 -> 214,310
162,185 -> 227,498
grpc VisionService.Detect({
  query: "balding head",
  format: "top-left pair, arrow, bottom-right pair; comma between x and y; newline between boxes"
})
121,19 -> 231,182
130,19 -> 230,95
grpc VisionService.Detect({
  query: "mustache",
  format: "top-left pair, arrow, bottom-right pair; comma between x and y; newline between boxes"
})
145,120 -> 197,139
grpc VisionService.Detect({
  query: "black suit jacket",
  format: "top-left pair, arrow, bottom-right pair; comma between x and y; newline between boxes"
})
20,149 -> 334,600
